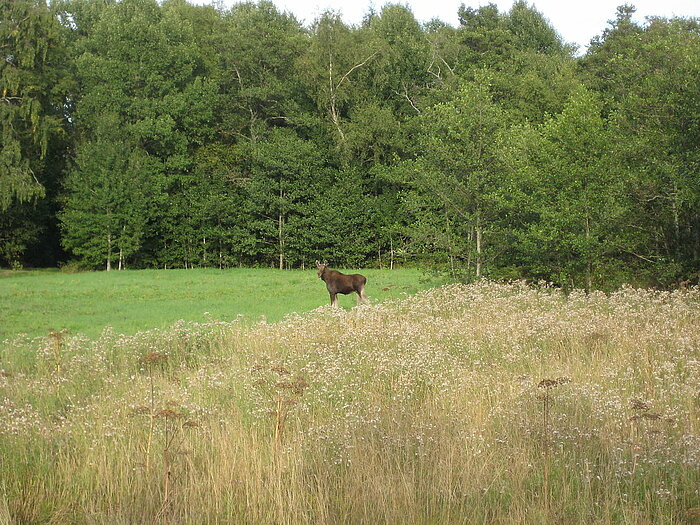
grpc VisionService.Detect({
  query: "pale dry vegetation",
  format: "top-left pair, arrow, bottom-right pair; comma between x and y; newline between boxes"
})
1,282 -> 699,523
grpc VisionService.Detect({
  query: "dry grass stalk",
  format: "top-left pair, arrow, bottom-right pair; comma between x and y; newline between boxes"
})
1,282 -> 699,522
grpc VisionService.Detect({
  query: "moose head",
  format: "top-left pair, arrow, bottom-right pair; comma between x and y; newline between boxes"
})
315,260 -> 328,279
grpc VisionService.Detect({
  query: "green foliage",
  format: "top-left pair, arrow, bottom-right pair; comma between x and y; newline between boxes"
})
0,200 -> 41,268
581,12 -> 700,285
507,1 -> 566,54
364,4 -> 432,114
1,0 -> 698,288
60,116 -> 162,270
517,88 -> 621,288
406,79 -> 508,279
240,128 -> 326,268
221,1 -> 307,138
0,0 -> 68,209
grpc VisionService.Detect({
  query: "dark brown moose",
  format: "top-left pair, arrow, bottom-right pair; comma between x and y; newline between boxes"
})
315,260 -> 368,307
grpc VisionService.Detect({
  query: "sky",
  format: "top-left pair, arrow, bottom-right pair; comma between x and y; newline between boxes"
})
195,0 -> 700,53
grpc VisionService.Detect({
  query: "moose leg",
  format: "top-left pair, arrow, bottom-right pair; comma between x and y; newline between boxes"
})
330,293 -> 338,307
357,285 -> 368,305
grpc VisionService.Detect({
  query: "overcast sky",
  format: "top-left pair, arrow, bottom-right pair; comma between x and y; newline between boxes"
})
195,0 -> 699,53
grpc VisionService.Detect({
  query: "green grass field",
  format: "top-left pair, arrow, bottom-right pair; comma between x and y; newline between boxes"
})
0,268 -> 444,340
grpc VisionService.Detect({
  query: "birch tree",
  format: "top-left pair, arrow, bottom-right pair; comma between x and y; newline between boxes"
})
0,0 -> 67,210
412,79 -> 507,278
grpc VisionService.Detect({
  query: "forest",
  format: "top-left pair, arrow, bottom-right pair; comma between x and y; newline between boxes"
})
1,0 -> 699,289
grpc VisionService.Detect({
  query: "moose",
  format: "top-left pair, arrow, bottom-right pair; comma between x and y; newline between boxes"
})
315,260 -> 368,307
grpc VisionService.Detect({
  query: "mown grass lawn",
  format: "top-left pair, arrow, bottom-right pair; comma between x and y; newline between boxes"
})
0,268 -> 444,340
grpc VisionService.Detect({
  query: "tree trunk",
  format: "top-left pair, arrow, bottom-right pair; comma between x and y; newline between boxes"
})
278,186 -> 284,270
390,236 -> 394,270
466,225 -> 473,276
327,52 -> 345,142
672,181 -> 680,257
695,214 -> 700,262
327,51 -> 377,143
475,213 -> 482,278
585,215 -> 592,291
446,214 -> 455,280
106,233 -> 112,272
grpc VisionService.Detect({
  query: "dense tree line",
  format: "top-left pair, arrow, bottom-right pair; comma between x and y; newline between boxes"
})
1,0 -> 699,288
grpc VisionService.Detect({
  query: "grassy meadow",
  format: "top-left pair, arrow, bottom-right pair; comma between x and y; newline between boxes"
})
1,280 -> 700,523
0,268 -> 440,340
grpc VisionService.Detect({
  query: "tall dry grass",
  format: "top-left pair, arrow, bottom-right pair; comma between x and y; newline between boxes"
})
1,281 -> 699,523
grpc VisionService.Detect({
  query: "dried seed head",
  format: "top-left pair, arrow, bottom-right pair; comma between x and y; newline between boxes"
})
538,377 -> 570,389
131,405 -> 151,415
156,409 -> 183,419
630,412 -> 661,421
141,352 -> 168,366
270,365 -> 290,375
293,375 -> 308,392
631,399 -> 650,411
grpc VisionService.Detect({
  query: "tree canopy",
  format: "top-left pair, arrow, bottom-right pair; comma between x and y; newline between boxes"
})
1,0 -> 699,289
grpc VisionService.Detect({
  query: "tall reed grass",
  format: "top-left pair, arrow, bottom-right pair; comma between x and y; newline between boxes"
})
1,281 -> 699,523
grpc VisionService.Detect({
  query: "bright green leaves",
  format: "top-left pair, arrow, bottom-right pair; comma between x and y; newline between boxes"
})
582,14 -> 700,283
404,80 -> 507,278
526,88 -> 618,287
0,0 -> 67,209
